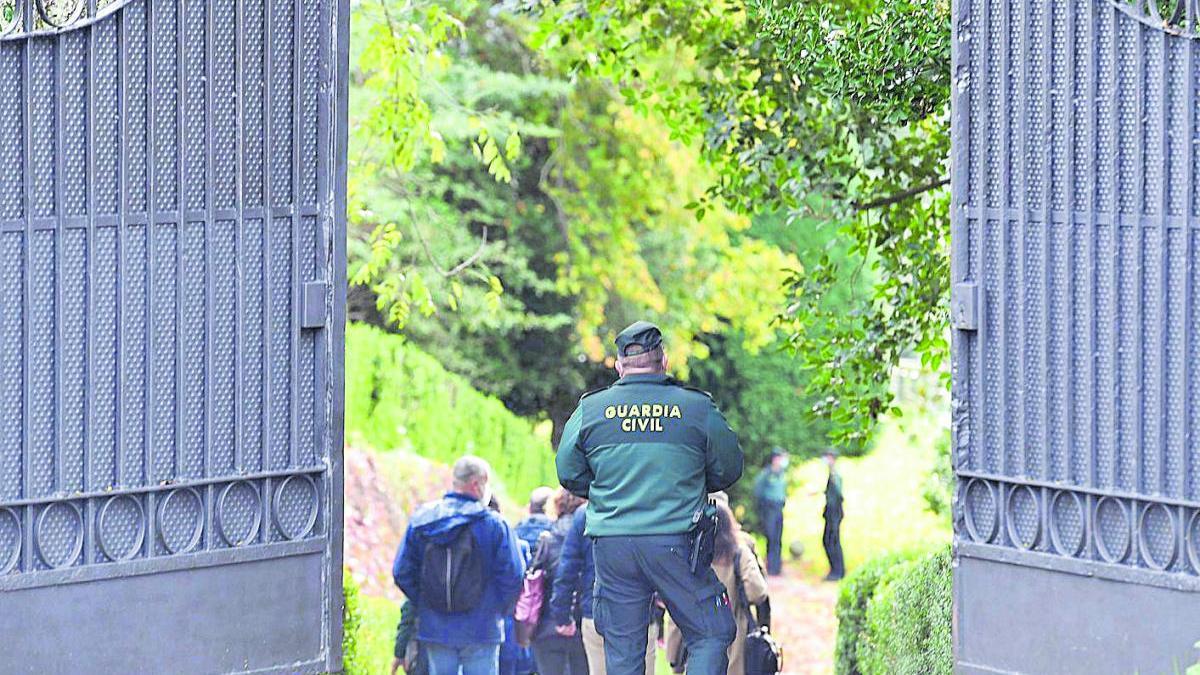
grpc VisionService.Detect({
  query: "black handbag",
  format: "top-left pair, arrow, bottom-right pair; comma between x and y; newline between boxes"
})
733,549 -> 783,675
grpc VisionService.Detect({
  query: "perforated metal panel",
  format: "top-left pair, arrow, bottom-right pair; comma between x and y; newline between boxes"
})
0,0 -> 347,668
952,1 -> 1200,671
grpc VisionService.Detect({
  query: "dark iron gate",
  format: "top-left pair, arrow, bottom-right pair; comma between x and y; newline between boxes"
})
0,0 -> 348,667
952,0 -> 1200,671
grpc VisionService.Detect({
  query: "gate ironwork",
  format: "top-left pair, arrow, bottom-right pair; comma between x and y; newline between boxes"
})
952,0 -> 1200,671
0,0 -> 347,667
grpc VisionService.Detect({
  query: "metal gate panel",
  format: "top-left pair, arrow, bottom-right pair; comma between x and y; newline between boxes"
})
952,0 -> 1200,672
0,0 -> 347,667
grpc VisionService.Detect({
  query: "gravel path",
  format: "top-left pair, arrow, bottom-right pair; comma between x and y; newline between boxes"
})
766,569 -> 839,674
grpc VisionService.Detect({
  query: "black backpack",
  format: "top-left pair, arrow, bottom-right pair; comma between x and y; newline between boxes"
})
734,549 -> 783,675
420,523 -> 485,614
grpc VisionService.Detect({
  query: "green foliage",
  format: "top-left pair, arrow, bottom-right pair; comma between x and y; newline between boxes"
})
345,322 -> 556,499
342,570 -> 365,675
520,0 -> 952,451
858,547 -> 953,675
921,430 -> 953,521
355,594 -> 406,675
348,0 -> 809,446
835,551 -> 919,675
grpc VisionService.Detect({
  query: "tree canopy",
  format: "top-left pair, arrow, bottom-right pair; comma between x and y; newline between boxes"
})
347,0 -> 951,453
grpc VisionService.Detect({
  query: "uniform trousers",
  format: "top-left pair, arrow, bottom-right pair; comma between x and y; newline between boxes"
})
592,534 -> 735,675
757,501 -> 785,576
823,511 -> 844,579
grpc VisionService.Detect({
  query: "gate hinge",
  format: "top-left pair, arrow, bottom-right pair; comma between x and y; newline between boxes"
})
300,281 -> 328,329
951,282 -> 979,331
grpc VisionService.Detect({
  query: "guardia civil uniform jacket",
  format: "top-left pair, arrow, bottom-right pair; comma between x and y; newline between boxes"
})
555,372 -> 744,537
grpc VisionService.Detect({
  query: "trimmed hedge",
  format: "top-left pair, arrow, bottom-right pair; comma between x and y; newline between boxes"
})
345,322 -> 555,500
859,547 -> 952,674
835,551 -> 920,675
835,546 -> 952,675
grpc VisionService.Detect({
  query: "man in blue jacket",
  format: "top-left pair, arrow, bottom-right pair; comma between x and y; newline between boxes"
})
393,456 -> 526,675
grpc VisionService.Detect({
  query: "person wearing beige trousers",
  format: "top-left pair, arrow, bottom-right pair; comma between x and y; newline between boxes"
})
581,618 -> 656,675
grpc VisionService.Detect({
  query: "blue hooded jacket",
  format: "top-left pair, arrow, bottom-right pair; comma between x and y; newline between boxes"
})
548,507 -> 595,624
514,513 -> 553,552
393,493 -> 526,646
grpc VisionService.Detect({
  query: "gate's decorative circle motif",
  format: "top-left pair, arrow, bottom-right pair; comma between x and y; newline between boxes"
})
1049,490 -> 1085,556
0,0 -> 19,36
218,481 -> 261,546
36,501 -> 82,569
0,507 -> 21,574
1186,510 -> 1200,573
1096,497 -> 1132,563
1109,0 -> 1200,36
1006,485 -> 1040,549
964,478 -> 998,543
158,488 -> 204,555
98,495 -> 144,562
1139,502 -> 1177,570
34,0 -> 83,27
273,475 -> 318,541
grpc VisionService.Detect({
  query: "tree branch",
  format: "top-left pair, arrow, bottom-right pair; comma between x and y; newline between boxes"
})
853,176 -> 950,212
408,199 -> 491,278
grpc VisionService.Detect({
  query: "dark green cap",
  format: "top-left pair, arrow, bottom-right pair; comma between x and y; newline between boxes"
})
615,321 -> 663,357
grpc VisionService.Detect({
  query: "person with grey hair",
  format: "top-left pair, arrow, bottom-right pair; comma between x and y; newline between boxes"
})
393,456 -> 526,675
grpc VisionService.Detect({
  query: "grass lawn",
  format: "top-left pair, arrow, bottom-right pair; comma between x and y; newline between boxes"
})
781,413 -> 951,578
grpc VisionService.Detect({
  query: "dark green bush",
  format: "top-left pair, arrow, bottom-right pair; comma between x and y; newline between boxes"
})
342,570 -> 364,675
858,546 -> 952,675
835,551 -> 920,675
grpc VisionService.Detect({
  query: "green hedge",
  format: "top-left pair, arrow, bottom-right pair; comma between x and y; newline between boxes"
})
345,322 -> 555,500
835,547 -> 952,675
835,551 -> 919,675
342,571 -> 365,675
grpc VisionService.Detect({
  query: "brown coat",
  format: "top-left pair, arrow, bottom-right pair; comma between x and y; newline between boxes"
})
666,538 -> 769,675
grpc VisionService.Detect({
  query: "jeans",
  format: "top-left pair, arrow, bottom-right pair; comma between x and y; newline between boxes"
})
425,642 -> 501,675
758,501 -> 784,575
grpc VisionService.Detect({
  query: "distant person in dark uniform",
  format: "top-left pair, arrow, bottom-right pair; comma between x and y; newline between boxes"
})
821,451 -> 845,581
556,321 -> 744,675
752,448 -> 789,576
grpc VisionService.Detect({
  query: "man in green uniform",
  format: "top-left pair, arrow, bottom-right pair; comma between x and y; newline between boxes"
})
752,448 -> 789,576
556,321 -> 743,675
821,451 -> 845,581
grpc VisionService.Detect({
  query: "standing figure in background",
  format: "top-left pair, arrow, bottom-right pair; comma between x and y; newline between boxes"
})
752,448 -> 789,576
556,320 -> 743,675
821,451 -> 845,581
